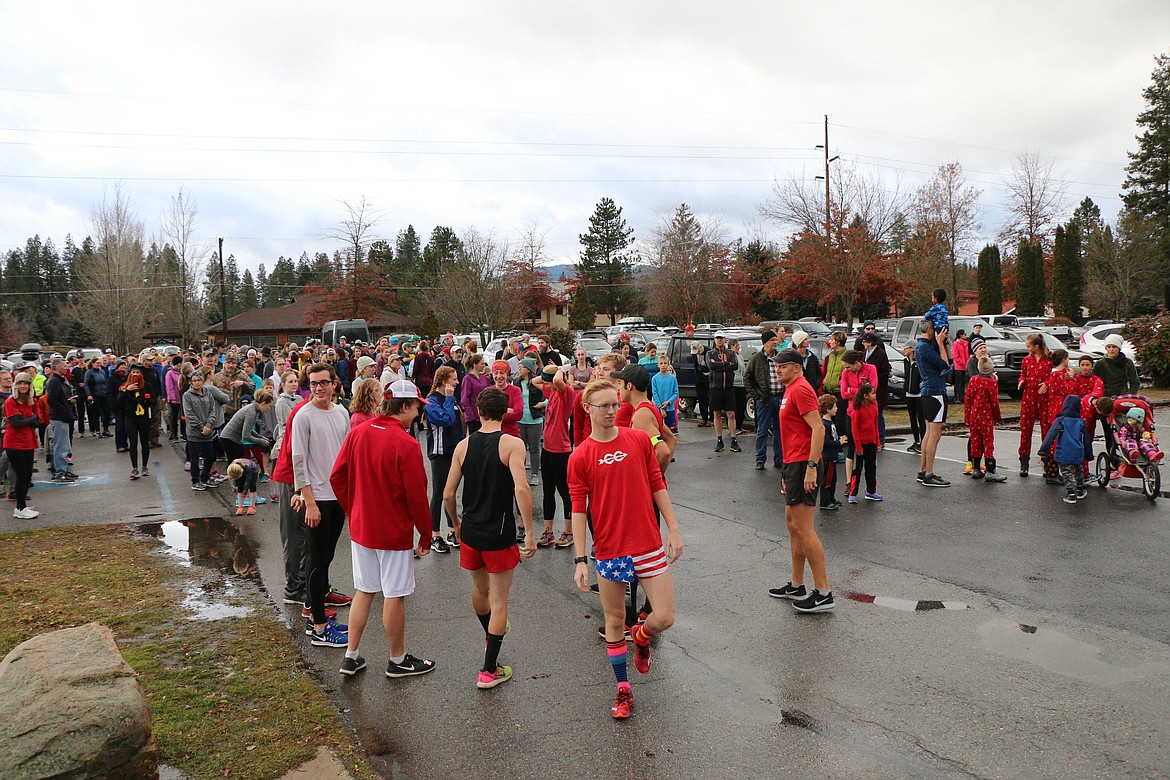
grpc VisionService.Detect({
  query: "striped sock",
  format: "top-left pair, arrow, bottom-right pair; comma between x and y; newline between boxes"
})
606,641 -> 628,685
633,624 -> 658,645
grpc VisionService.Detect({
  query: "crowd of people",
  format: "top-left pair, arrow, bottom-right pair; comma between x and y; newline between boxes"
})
2,298 -> 1160,718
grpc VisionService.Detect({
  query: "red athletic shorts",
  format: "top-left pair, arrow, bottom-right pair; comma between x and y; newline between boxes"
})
460,543 -> 520,573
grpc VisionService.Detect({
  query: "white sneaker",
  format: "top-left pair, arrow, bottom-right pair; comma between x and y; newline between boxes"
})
15,507 -> 39,519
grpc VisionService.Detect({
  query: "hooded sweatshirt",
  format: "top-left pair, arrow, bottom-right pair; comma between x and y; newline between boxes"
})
1039,394 -> 1092,466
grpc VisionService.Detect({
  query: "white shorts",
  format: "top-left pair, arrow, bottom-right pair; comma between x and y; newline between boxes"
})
351,543 -> 415,598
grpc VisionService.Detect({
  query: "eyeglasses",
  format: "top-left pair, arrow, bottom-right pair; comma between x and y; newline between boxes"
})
864,327 -> 875,331
586,402 -> 623,412
308,380 -> 334,388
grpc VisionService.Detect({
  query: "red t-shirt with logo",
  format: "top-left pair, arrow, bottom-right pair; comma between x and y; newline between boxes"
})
779,376 -> 819,463
568,427 -> 666,559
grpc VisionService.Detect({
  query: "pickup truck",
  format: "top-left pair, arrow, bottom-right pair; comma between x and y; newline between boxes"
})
890,316 -> 1025,395
1011,318 -> 1078,346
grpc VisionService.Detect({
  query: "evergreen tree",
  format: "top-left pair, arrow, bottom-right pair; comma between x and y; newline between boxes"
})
1070,197 -> 1103,242
422,226 -> 461,285
1051,222 -> 1084,321
976,244 -> 1003,315
577,197 -> 639,325
267,256 -> 298,305
396,225 -> 422,272
225,254 -> 243,316
1122,53 -> 1170,264
1015,239 -> 1045,316
240,269 -> 259,311
567,281 -> 596,331
255,263 -> 268,308
295,252 -> 314,289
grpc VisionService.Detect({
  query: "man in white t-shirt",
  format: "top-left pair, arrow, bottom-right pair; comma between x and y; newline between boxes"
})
292,362 -> 353,648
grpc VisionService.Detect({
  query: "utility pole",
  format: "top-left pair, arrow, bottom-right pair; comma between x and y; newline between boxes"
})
815,115 -> 840,321
219,238 -> 229,348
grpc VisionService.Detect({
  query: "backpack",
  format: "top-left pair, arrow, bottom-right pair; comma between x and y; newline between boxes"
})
1055,417 -> 1085,465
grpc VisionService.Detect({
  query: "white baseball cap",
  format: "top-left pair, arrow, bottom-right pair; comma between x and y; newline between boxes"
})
384,379 -> 431,405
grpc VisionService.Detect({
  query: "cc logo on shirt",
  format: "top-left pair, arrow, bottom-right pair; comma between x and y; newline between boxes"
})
598,451 -> 629,465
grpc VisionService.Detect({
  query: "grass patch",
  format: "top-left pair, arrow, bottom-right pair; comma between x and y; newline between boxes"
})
0,524 -> 373,780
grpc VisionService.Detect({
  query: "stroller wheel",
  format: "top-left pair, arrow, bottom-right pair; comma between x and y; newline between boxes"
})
1142,463 -> 1161,500
1095,452 -> 1111,488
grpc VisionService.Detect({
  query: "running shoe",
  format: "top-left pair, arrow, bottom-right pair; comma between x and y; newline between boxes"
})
864,492 -> 884,501
235,505 -> 245,516
921,474 -> 950,487
260,473 -> 270,483
246,505 -> 256,516
729,439 -> 741,453
308,623 -> 348,648
963,461 -> 974,475
191,483 -> 206,491
611,687 -> 633,719
339,656 -> 366,676
254,495 -> 266,504
847,495 -> 859,504
536,530 -> 556,548
792,590 -> 836,613
140,467 -> 149,477
300,605 -> 338,620
14,507 -> 39,519
385,654 -> 436,678
1063,494 -> 1078,504
597,624 -> 632,641
476,665 -> 513,689
199,481 -> 220,489
632,629 -> 652,674
304,617 -> 349,636
636,607 -> 650,625
755,463 -> 766,470
554,531 -> 574,549
1076,489 -> 1088,500
129,468 -> 139,480
446,531 -> 460,548
714,440 -> 724,453
984,472 -> 1007,483
431,536 -> 451,554
768,582 -> 807,600
324,589 -> 353,607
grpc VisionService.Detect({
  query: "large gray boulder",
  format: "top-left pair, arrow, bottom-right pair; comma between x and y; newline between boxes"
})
0,622 -> 158,780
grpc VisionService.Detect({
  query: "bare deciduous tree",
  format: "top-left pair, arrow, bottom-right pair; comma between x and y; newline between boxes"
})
998,149 -> 1067,253
431,227 -> 516,345
160,187 -> 207,347
326,196 -> 385,317
646,203 -> 737,326
76,183 -> 150,353
912,162 -> 983,304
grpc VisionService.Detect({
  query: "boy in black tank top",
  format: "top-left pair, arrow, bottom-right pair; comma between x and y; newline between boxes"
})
443,387 -> 536,689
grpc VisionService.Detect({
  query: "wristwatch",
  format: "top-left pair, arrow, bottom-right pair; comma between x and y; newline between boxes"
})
806,460 -> 819,468
574,556 -> 588,565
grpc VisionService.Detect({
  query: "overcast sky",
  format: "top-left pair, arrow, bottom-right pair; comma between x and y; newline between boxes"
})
1,1 -> 1167,280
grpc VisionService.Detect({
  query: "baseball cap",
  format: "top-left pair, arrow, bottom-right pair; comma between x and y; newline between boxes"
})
384,379 -> 431,405
770,348 -> 803,365
610,363 -> 650,392
1103,334 -> 1124,349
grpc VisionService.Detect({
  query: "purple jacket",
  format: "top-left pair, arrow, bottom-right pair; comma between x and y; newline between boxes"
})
460,372 -> 493,423
165,368 -> 183,404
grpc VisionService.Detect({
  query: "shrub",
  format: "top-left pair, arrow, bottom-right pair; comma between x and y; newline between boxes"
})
546,326 -> 575,357
1125,309 -> 1170,387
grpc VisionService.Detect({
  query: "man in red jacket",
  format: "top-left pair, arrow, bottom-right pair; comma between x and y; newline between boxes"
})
329,379 -> 436,679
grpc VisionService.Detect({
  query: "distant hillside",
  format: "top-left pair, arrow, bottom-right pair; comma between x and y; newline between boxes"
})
541,263 -> 649,280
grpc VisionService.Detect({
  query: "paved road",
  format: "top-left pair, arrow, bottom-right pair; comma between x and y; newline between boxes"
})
9,423 -> 1168,779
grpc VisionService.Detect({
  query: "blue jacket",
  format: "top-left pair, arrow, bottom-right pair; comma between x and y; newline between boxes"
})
1040,394 -> 1092,465
424,394 -> 464,459
651,372 -> 679,409
914,337 -> 951,397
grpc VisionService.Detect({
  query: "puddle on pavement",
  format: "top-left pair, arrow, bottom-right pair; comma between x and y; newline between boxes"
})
977,618 -> 1145,688
137,518 -> 260,622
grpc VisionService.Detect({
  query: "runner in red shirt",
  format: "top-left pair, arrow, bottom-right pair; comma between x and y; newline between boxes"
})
569,380 -> 683,719
329,379 -> 436,679
531,364 -> 577,548
767,349 -> 833,613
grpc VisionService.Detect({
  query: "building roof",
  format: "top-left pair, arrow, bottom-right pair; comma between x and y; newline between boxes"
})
204,294 -> 409,335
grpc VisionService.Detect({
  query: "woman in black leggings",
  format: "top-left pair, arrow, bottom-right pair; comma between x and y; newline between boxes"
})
5,374 -> 40,518
118,367 -> 154,480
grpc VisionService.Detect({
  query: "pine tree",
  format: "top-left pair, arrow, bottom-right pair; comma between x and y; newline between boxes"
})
295,252 -> 314,289
255,263 -> 268,308
1015,239 -> 1045,316
1122,53 -> 1170,264
577,197 -> 638,325
225,255 -> 243,316
1051,222 -> 1084,320
240,269 -> 259,311
267,256 -> 299,306
567,282 -> 596,331
395,225 -> 423,273
422,227 -> 461,284
976,244 -> 1003,315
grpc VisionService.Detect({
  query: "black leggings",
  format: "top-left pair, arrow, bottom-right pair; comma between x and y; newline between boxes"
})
541,449 -> 571,521
86,399 -> 102,434
222,438 -> 246,465
5,448 -> 33,510
168,403 -> 185,438
849,443 -> 878,496
307,500 -> 346,625
906,397 -> 925,445
125,415 -> 151,470
429,454 -> 453,533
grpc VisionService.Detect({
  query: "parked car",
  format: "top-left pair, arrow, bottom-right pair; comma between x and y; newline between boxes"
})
575,337 -> 613,362
1083,319 -> 1115,329
980,314 -> 1019,328
693,323 -> 726,332
890,317 -> 1024,394
66,347 -> 104,362
18,342 -> 43,364
1079,323 -> 1137,360
669,328 -> 761,422
999,329 -> 1094,362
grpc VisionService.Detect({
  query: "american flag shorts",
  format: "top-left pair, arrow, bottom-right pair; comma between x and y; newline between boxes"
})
595,546 -> 669,583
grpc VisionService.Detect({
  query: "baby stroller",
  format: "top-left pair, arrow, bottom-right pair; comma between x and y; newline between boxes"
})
1095,397 -> 1161,501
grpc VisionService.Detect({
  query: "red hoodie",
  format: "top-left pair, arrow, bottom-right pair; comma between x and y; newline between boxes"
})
329,416 -> 430,551
851,401 -> 880,446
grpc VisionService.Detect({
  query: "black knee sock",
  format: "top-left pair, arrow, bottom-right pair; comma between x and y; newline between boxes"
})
484,632 -> 504,673
476,611 -> 491,635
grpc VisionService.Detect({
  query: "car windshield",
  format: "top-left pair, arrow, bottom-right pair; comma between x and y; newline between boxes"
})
797,322 -> 831,337
953,317 -> 1003,339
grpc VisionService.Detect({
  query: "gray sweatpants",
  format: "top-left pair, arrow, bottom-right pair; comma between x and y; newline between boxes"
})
1059,463 -> 1085,496
277,480 -> 310,601
519,421 -> 543,474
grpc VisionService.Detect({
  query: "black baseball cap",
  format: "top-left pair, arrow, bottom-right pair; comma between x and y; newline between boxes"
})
610,363 -> 650,392
769,348 -> 803,365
